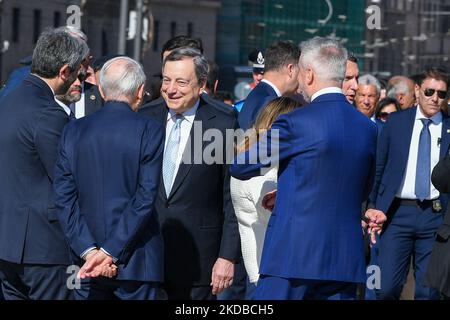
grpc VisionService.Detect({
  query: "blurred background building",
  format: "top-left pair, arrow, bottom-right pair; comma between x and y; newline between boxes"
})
0,0 -> 449,98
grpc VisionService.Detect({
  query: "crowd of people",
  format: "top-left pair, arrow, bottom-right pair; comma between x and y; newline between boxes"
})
0,25 -> 449,300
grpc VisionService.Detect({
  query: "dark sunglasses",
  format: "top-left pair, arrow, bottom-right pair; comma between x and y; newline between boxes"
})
78,72 -> 87,82
423,88 -> 447,99
379,112 -> 390,120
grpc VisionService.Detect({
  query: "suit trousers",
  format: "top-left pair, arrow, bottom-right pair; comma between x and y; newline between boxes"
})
254,275 -> 358,300
0,260 -> 73,300
75,278 -> 161,300
375,203 -> 443,300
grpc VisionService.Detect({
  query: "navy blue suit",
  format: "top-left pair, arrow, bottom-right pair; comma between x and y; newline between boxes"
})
139,97 -> 240,300
231,92 -> 377,299
53,101 -> 164,299
0,74 -> 72,299
368,106 -> 450,299
237,81 -> 278,130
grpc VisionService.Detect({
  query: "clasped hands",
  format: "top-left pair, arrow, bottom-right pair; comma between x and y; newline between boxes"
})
77,249 -> 118,279
364,209 -> 387,245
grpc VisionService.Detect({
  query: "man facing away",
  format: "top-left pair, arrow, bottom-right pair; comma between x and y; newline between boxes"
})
53,57 -> 165,300
230,37 -> 377,300
0,28 -> 89,300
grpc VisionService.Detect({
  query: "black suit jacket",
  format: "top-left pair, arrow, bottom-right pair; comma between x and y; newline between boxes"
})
0,74 -> 71,265
84,82 -> 103,116
423,152 -> 450,296
139,96 -> 240,286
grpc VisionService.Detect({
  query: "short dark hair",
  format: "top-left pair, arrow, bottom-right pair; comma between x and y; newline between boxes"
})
375,97 -> 401,119
417,67 -> 449,88
214,90 -> 233,104
161,35 -> 203,60
347,53 -> 358,63
264,40 -> 301,73
206,60 -> 219,93
31,28 -> 89,78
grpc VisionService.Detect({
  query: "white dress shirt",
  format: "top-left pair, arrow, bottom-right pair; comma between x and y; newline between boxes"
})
310,87 -> 343,102
164,100 -> 200,188
261,79 -> 281,97
396,106 -> 442,200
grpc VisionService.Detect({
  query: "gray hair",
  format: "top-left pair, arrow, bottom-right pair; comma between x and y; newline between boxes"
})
163,47 -> 208,85
55,25 -> 88,43
299,37 -> 348,85
358,74 -> 381,95
31,28 -> 89,78
386,78 -> 413,98
99,56 -> 146,103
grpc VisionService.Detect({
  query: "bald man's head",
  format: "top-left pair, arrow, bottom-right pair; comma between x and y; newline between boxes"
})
99,57 -> 146,110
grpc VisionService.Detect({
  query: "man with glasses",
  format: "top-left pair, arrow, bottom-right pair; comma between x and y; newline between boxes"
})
365,67 -> 450,300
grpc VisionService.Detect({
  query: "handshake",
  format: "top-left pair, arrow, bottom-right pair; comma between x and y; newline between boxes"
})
77,249 -> 118,279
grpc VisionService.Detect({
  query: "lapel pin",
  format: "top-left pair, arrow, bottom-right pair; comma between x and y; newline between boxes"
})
447,129 -> 450,133
90,95 -> 96,101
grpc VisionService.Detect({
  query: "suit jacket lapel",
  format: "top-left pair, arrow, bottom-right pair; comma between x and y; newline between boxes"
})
440,115 -> 450,159
167,99 -> 216,199
399,107 -> 418,171
84,82 -> 103,115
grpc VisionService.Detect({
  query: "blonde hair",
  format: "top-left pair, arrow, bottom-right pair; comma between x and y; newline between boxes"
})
236,96 -> 299,153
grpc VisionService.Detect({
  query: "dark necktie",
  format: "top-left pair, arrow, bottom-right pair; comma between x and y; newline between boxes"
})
415,118 -> 432,201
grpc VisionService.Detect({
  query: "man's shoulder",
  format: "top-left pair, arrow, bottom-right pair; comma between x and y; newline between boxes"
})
201,93 -> 237,117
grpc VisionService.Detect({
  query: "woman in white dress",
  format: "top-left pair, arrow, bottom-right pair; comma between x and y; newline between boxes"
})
230,97 -> 300,296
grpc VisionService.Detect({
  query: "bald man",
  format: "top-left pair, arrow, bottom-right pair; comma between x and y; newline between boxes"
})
387,76 -> 416,109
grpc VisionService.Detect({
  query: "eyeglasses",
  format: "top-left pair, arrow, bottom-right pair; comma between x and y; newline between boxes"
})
423,88 -> 447,99
78,72 -> 87,82
379,112 -> 390,121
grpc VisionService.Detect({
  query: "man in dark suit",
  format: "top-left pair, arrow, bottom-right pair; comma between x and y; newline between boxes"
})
237,40 -> 301,130
366,67 -> 450,299
0,29 -> 89,300
231,37 -> 377,300
139,47 -> 240,300
53,57 -> 164,300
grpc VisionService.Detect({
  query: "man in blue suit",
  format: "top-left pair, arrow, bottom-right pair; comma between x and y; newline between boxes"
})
230,37 -> 377,300
237,41 -> 301,130
0,29 -> 89,300
53,57 -> 164,300
366,67 -> 450,300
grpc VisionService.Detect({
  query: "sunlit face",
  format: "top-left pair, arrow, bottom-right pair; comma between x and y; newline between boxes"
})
342,60 -> 359,104
252,72 -> 264,85
161,58 -> 204,113
355,84 -> 379,117
416,77 -> 448,118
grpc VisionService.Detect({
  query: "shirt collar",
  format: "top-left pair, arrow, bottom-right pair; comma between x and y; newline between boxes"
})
167,99 -> 200,124
261,79 -> 281,97
416,105 -> 442,125
54,98 -> 71,116
311,87 -> 343,102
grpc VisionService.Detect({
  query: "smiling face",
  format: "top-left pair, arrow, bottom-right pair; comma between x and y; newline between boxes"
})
416,77 -> 448,118
161,58 -> 204,113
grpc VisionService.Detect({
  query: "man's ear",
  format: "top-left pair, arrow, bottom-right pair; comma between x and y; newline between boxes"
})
59,64 -> 71,81
414,84 -> 420,100
213,80 -> 219,94
306,68 -> 314,86
98,85 -> 106,100
137,84 -> 145,101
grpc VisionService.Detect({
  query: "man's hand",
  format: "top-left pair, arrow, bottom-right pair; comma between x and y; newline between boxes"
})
364,209 -> 387,244
262,190 -> 277,211
100,264 -> 118,278
78,250 -> 114,279
210,258 -> 234,295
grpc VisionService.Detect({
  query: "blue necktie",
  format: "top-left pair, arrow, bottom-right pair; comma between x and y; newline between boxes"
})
415,118 -> 432,201
162,114 -> 184,197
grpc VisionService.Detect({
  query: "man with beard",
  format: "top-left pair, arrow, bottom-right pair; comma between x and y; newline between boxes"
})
0,29 -> 89,300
